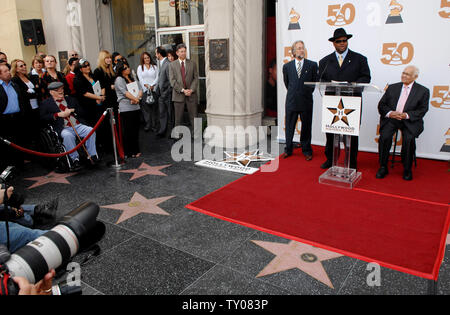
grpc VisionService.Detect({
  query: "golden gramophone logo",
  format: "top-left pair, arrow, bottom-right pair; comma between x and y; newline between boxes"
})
439,0 -> 450,18
441,128 -> 450,153
326,3 -> 356,26
431,86 -> 450,109
381,42 -> 414,66
328,99 -> 355,126
386,0 -> 404,24
288,8 -> 301,30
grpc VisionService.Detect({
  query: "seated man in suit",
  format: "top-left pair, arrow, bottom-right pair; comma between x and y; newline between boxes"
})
376,65 -> 429,181
40,82 -> 99,171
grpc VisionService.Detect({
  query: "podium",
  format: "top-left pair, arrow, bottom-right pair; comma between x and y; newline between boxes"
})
305,82 -> 383,189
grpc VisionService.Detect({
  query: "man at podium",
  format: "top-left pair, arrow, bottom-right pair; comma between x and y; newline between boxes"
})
376,66 -> 429,181
318,28 -> 371,170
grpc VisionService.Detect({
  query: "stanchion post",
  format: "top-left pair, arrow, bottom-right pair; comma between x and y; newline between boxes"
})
108,108 -> 123,170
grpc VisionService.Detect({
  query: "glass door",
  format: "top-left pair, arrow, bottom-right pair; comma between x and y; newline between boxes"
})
158,29 -> 206,112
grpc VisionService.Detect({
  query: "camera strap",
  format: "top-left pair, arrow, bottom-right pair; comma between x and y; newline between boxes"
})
0,264 -> 12,295
2,188 -> 10,251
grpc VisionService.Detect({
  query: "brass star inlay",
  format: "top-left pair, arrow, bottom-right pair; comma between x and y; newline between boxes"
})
25,171 -> 77,189
120,163 -> 171,181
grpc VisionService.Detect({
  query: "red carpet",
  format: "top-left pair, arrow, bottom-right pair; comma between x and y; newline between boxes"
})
187,147 -> 450,280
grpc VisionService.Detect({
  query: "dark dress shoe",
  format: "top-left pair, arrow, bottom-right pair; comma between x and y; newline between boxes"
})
376,167 -> 388,179
34,197 -> 59,220
305,155 -> 313,161
282,153 -> 292,159
70,160 -> 83,172
403,170 -> 413,181
321,160 -> 332,169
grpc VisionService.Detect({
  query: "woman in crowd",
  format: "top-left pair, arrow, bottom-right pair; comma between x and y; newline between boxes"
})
137,52 -> 159,132
115,60 -> 143,158
93,50 -> 117,153
30,55 -> 45,78
73,59 -> 105,127
10,59 -> 38,147
64,57 -> 79,96
167,49 -> 178,62
42,55 -> 70,98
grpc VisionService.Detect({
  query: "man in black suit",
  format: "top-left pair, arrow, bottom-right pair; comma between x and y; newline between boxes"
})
40,82 -> 99,171
282,40 -> 318,160
376,66 -> 429,181
318,28 -> 371,170
0,63 -> 30,170
155,46 -> 173,138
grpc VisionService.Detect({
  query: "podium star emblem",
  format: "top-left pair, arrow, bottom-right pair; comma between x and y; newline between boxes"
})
25,171 -> 77,189
101,192 -> 174,224
328,98 -> 355,127
223,150 -> 274,167
120,163 -> 171,181
252,240 -> 343,289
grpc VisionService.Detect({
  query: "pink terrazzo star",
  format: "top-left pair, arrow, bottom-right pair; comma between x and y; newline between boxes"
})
252,240 -> 344,289
120,163 -> 171,181
101,192 -> 175,224
25,171 -> 77,189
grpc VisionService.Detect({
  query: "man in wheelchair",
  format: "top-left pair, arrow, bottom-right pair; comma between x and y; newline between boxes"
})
40,82 -> 99,172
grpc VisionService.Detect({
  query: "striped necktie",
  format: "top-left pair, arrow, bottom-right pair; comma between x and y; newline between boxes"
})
297,61 -> 302,78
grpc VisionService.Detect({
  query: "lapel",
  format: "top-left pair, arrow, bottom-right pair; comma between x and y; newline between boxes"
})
340,50 -> 353,72
403,82 -> 418,112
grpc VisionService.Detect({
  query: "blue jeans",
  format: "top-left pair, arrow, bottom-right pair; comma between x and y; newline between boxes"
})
0,205 -> 48,253
61,124 -> 97,161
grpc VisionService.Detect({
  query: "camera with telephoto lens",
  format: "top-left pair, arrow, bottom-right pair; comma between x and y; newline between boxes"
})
0,202 -> 105,295
0,166 -> 24,210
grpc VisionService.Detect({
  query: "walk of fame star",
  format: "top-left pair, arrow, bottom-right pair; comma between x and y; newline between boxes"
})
252,240 -> 344,289
101,192 -> 175,224
120,163 -> 171,181
223,150 -> 274,167
328,98 -> 355,127
25,171 -> 77,189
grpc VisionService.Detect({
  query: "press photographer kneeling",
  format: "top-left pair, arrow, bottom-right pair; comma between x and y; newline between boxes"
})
1,183 -> 106,295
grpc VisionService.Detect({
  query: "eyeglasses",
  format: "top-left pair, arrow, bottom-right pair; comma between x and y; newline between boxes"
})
334,39 -> 348,44
81,63 -> 90,68
71,54 -> 79,57
19,64 -> 27,68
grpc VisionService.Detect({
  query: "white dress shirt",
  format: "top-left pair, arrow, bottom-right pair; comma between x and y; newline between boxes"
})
137,64 -> 158,93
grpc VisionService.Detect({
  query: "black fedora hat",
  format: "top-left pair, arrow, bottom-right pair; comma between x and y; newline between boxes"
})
329,28 -> 353,42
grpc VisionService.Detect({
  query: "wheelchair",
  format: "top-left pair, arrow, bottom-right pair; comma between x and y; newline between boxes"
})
38,126 -> 73,173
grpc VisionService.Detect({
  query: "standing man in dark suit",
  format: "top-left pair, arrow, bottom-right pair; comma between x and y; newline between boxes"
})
376,66 -> 429,181
282,40 -> 318,160
0,63 -> 30,170
169,43 -> 199,136
318,28 -> 371,170
155,46 -> 173,138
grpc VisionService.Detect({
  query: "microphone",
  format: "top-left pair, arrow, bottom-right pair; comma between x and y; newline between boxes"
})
318,60 -> 330,97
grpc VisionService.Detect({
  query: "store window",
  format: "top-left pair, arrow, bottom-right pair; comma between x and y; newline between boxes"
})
157,0 -> 204,28
111,0 -> 157,71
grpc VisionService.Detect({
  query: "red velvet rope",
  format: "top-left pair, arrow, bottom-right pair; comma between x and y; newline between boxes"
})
2,112 -> 107,158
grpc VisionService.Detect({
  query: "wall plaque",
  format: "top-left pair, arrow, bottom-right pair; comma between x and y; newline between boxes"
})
209,39 -> 229,71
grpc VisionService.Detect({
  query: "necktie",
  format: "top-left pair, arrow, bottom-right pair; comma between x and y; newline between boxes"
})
181,61 -> 187,89
297,61 -> 302,78
338,55 -> 344,67
396,86 -> 410,113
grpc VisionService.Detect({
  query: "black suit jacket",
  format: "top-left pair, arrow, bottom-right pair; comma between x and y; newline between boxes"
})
283,59 -> 318,112
318,50 -> 371,94
0,80 -> 30,115
40,96 -> 83,135
378,82 -> 430,138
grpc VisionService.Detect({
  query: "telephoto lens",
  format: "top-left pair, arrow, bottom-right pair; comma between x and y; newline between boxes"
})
5,202 -> 105,285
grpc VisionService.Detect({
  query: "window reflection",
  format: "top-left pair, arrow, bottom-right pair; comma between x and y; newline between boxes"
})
157,0 -> 204,28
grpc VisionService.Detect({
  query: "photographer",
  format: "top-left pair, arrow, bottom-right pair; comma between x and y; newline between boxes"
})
0,187 -> 50,253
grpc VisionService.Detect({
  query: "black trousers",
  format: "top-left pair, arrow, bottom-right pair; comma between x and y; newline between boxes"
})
324,133 -> 359,169
157,93 -> 174,136
378,119 -> 415,171
0,113 -> 27,170
285,109 -> 313,156
120,110 -> 141,157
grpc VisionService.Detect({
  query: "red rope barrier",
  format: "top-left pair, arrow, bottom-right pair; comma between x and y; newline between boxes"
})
2,112 -> 107,158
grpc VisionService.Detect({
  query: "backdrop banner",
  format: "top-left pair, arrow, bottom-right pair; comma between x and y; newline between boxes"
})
276,0 -> 450,160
